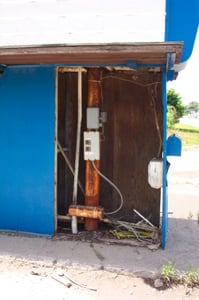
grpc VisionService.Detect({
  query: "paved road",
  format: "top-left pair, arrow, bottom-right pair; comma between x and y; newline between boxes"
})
180,116 -> 199,128
168,147 -> 199,219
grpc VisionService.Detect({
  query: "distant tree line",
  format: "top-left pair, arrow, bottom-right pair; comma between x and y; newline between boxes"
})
185,101 -> 199,116
167,88 -> 199,128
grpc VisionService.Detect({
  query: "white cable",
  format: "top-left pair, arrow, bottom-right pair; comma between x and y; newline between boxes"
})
91,160 -> 124,215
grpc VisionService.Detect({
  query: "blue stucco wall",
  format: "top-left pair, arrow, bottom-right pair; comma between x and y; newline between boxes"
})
0,66 -> 55,235
165,0 -> 199,63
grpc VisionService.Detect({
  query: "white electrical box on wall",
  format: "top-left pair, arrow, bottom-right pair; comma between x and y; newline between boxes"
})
84,131 -> 100,161
148,158 -> 163,189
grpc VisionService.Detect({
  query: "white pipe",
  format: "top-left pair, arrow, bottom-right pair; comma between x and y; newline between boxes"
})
71,69 -> 82,233
73,70 -> 82,204
133,209 -> 154,227
71,216 -> 78,234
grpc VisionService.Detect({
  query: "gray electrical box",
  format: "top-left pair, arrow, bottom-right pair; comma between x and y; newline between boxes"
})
84,131 -> 100,161
87,107 -> 100,129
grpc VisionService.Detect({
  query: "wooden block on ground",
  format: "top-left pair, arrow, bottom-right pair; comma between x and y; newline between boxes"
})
68,205 -> 104,220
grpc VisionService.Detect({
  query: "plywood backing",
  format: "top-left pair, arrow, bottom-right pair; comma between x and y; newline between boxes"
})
101,70 -> 162,226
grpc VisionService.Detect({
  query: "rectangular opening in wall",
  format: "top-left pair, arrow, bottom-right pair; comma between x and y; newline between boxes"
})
55,67 -> 162,241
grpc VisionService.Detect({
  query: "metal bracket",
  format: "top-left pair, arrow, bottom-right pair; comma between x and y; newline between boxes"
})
166,52 -> 176,70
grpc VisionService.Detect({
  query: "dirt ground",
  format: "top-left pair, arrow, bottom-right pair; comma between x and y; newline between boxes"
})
0,146 -> 199,300
0,256 -> 199,300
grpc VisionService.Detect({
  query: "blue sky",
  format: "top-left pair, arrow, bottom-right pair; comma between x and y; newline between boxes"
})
167,29 -> 199,105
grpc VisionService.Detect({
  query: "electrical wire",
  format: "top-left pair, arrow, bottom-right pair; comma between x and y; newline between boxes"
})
149,83 -> 162,157
91,160 -> 124,215
107,217 -> 157,243
102,74 -> 161,88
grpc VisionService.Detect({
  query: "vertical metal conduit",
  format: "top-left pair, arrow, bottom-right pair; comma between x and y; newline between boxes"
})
72,69 -> 82,233
161,69 -> 168,249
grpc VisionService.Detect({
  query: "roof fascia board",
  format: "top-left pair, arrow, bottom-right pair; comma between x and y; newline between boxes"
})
0,43 -> 183,67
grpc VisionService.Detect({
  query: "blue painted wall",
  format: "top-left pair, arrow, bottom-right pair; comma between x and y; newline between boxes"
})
165,0 -> 199,63
0,66 -> 55,235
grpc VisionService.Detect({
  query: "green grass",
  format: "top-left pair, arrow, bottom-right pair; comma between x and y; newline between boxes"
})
168,123 -> 199,146
161,262 -> 177,283
161,262 -> 199,287
173,123 -> 199,133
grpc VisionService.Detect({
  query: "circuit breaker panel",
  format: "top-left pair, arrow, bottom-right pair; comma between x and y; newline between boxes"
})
83,131 -> 100,161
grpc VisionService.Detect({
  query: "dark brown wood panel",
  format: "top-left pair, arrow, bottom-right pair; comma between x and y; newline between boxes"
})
57,72 -> 78,215
100,70 -> 162,226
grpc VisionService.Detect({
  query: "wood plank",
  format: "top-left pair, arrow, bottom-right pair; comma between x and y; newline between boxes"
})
0,43 -> 183,65
68,205 -> 104,220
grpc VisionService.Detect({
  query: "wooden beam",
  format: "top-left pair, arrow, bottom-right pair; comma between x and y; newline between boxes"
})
69,205 -> 104,220
0,43 -> 183,65
84,68 -> 101,231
